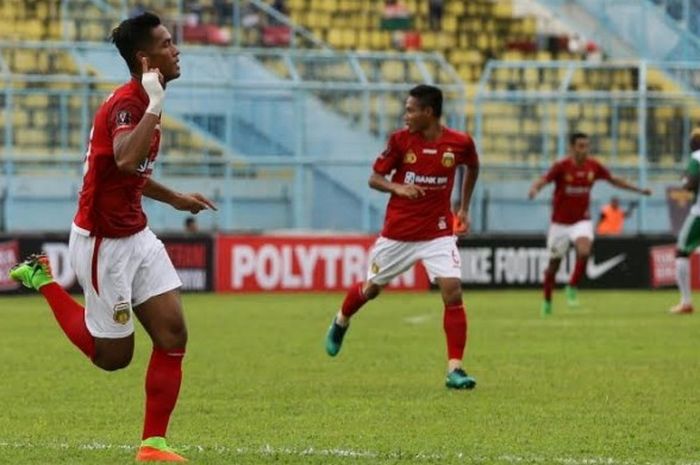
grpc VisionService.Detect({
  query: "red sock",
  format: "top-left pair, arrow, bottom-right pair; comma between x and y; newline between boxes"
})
569,256 -> 587,287
142,347 -> 185,440
543,270 -> 555,301
39,283 -> 95,359
443,303 -> 467,360
340,282 -> 368,318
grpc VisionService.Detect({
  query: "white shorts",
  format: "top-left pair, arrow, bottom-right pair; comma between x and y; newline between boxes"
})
367,235 -> 462,285
69,225 -> 182,338
546,220 -> 594,259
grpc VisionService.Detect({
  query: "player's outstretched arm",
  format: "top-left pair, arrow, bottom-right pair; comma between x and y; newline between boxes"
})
368,172 -> 426,199
143,178 -> 218,214
113,57 -> 165,173
528,176 -> 548,199
609,176 -> 652,196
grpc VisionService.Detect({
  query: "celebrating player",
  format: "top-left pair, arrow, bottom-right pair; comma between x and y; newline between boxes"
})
528,132 -> 651,316
324,84 -> 480,390
8,12 -> 216,462
669,129 -> 700,315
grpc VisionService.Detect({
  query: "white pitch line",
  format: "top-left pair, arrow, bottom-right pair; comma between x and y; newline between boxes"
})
0,441 -> 699,465
403,313 -> 433,324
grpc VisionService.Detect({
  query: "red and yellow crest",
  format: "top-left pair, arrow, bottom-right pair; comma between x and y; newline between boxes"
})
403,151 -> 417,164
441,151 -> 455,167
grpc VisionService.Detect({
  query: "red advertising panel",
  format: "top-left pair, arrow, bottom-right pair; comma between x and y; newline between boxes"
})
216,235 -> 430,292
649,243 -> 700,289
0,240 -> 20,291
649,244 -> 677,287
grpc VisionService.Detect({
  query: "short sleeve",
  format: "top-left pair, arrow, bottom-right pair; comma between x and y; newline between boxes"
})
457,136 -> 479,167
595,160 -> 612,181
686,158 -> 700,178
372,133 -> 403,175
107,95 -> 145,139
544,162 -> 562,182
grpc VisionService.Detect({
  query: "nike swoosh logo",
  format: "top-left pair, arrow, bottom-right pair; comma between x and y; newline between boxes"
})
586,254 -> 626,280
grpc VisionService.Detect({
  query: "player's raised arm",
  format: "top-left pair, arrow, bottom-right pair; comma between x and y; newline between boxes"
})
113,56 -> 165,173
608,175 -> 652,196
368,172 -> 426,199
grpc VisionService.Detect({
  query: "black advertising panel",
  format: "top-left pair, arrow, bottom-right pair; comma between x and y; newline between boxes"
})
457,235 -> 674,289
0,234 -> 214,294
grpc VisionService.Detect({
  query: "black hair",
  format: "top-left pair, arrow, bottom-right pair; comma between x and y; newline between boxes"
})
185,217 -> 196,226
569,132 -> 588,146
409,84 -> 443,118
690,130 -> 700,152
110,12 -> 161,74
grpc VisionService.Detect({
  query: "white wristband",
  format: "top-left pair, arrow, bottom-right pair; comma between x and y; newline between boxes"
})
146,100 -> 162,116
142,71 -> 164,115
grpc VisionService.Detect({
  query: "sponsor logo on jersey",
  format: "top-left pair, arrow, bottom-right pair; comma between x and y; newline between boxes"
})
403,150 -> 417,164
442,151 -> 455,167
404,171 -> 448,185
438,216 -> 447,230
113,301 -> 131,325
564,186 -> 591,195
136,158 -> 156,174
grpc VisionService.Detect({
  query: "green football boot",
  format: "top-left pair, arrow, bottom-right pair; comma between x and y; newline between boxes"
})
325,317 -> 349,357
541,300 -> 552,317
445,368 -> 476,390
565,285 -> 580,308
9,254 -> 54,290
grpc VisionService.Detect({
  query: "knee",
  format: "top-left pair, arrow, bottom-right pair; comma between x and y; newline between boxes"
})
546,259 -> 561,274
155,321 -> 188,350
442,283 -> 463,305
93,350 -> 133,372
363,283 -> 382,300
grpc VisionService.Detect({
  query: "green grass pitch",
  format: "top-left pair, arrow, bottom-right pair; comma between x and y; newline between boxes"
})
0,290 -> 699,465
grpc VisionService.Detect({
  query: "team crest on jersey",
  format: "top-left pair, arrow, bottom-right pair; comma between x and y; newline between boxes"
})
403,150 -> 417,164
565,174 -> 573,183
116,110 -> 131,127
371,261 -> 380,274
587,171 -> 594,181
113,301 -> 131,325
441,151 -> 455,167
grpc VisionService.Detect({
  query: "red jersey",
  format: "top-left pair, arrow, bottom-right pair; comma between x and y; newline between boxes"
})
74,78 -> 161,238
373,127 -> 479,241
544,156 -> 612,224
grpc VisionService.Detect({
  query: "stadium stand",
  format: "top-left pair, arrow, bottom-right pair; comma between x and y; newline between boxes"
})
0,0 -> 225,165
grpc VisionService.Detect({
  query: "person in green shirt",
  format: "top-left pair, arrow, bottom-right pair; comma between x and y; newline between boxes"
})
670,129 -> 700,314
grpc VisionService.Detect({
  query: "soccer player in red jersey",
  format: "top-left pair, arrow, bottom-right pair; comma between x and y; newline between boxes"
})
528,132 -> 651,316
324,85 -> 480,390
8,13 -> 216,462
